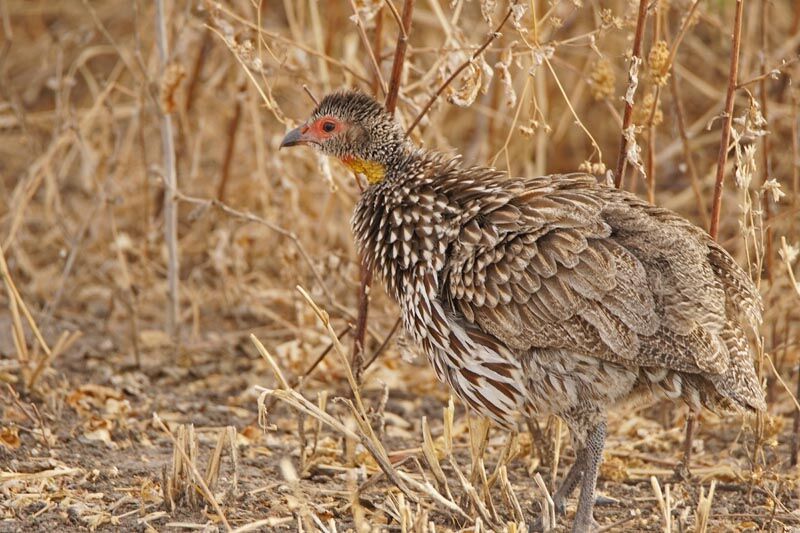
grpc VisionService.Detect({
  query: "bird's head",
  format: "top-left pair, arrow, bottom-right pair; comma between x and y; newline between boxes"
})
280,90 -> 408,184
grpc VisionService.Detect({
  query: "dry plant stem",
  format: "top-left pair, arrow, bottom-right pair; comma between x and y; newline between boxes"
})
352,0 -> 416,384
352,259 -> 371,385
791,97 -> 800,467
302,84 -> 320,105
184,27 -> 210,114
153,414 -> 232,532
363,316 -> 402,371
736,57 -> 800,90
764,351 -> 800,413
217,80 -> 246,202
348,0 -> 387,96
155,0 -> 180,340
29,402 -> 51,452
384,0 -> 414,112
372,6 -> 384,97
4,384 -> 51,449
382,0 -> 404,32
685,0 -> 745,473
267,290 -> 418,501
792,92 -> 799,233
542,57 -> 604,163
646,3 -> 661,204
613,0 -> 648,189
0,245 -> 52,371
792,353 -> 800,466
664,0 -> 701,73
109,196 -> 142,367
307,0 -> 330,93
406,6 -> 513,135
709,0 -> 745,240
28,331 -> 81,392
264,324 -> 352,412
758,0 -> 773,281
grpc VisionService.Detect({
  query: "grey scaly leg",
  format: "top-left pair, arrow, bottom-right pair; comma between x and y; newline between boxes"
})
552,447 -> 585,515
571,417 -> 607,533
532,446 -> 587,531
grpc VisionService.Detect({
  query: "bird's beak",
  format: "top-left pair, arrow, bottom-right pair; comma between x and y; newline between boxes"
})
280,124 -> 311,148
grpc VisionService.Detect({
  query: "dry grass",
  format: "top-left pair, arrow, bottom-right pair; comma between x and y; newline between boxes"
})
1,0 -> 799,531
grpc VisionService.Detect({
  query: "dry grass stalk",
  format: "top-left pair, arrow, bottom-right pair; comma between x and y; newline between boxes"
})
0,244 -> 76,393
421,416 -> 453,499
497,465 -> 525,525
296,290 -> 420,501
203,426 -> 238,494
694,480 -> 717,533
447,454 -> 498,529
153,415 -> 232,532
154,0 -> 180,341
348,0 -> 387,97
549,417 -> 563,491
681,0 -> 749,476
668,72 -> 708,227
278,457 -> 317,531
251,289 -> 535,529
533,472 -> 556,531
172,189 -> 335,303
252,293 -> 418,502
26,330 -> 81,391
650,476 -> 672,533
757,0 -> 774,281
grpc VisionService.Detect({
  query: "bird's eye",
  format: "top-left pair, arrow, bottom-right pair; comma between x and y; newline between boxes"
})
322,121 -> 336,133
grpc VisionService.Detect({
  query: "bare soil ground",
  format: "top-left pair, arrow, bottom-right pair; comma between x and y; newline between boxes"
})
2,324 -> 799,532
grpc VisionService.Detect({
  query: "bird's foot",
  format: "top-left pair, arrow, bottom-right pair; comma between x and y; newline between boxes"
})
570,516 -> 600,533
531,496 -> 612,532
672,460 -> 692,482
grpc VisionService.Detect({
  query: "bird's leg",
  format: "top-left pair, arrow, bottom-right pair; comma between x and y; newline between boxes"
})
531,447 -> 585,532
552,447 -> 586,515
571,417 -> 607,533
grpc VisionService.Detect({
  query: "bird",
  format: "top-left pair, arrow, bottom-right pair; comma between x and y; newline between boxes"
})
280,90 -> 766,532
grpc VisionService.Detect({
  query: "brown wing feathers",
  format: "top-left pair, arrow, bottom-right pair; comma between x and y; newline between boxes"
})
441,173 -> 763,411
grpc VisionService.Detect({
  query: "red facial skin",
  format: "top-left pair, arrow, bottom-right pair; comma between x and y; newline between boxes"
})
303,116 -> 346,144
279,116 -> 354,162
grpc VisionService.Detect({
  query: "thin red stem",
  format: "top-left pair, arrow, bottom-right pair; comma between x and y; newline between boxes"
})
709,0 -> 745,240
352,0 -> 415,383
614,0 -> 648,189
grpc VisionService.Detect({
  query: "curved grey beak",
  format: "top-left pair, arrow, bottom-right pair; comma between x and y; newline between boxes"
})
280,125 -> 309,148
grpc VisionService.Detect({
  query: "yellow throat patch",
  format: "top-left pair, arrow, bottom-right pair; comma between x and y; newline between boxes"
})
343,157 -> 385,184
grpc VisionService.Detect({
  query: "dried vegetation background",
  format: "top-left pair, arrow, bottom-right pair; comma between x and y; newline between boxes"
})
1,0 -> 800,531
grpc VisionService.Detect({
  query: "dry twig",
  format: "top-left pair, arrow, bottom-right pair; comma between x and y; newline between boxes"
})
155,0 -> 180,340
709,0 -> 745,239
614,0 -> 649,188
